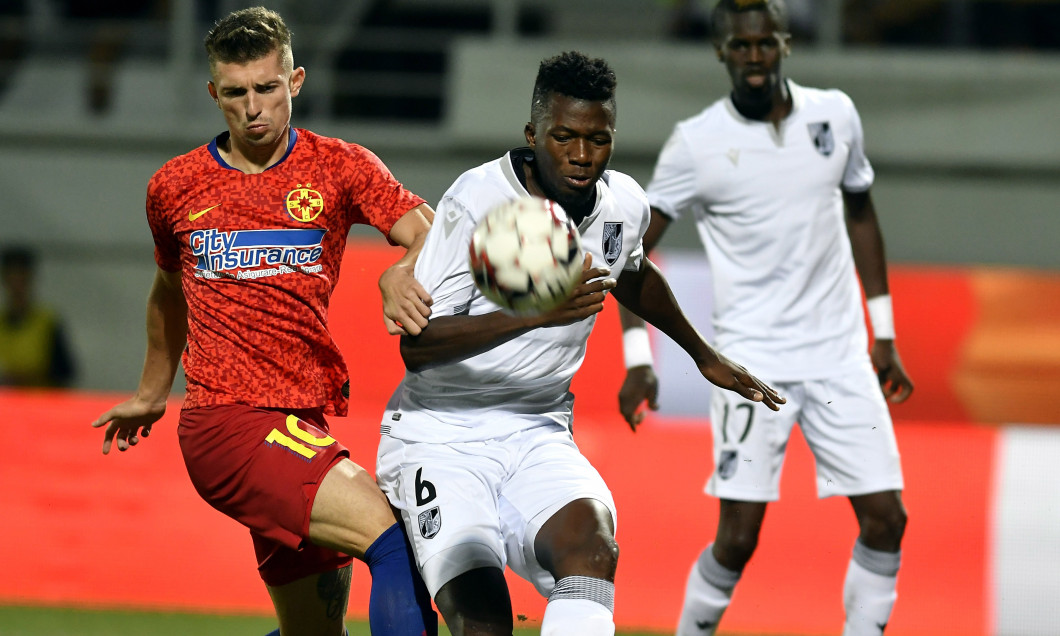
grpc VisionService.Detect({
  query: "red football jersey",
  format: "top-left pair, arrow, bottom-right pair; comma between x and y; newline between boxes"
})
147,127 -> 425,415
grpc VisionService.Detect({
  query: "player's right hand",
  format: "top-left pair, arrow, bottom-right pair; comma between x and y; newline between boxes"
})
618,365 -> 659,432
871,339 -> 914,403
697,351 -> 785,412
379,262 -> 433,336
91,397 -> 168,455
537,254 -> 614,328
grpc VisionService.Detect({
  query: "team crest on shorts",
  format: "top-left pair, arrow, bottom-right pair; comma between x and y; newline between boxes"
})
603,222 -> 623,265
807,121 -> 834,156
717,449 -> 739,480
418,507 -> 442,539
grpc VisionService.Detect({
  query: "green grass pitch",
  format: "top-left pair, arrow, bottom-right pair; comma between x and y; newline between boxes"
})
0,605 -> 672,636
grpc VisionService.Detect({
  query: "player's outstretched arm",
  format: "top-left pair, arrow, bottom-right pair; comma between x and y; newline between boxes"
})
612,260 -> 784,411
91,267 -> 188,454
399,254 -> 613,372
380,203 -> 435,336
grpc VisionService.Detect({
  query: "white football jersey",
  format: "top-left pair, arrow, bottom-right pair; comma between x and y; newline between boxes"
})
383,150 -> 650,442
648,81 -> 874,381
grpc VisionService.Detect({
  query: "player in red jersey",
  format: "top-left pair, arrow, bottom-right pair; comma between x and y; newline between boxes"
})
90,7 -> 437,636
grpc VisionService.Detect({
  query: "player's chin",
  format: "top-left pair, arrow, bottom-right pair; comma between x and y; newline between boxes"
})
242,128 -> 275,145
555,184 -> 593,206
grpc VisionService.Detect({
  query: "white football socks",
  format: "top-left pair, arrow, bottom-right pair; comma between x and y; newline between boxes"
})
676,544 -> 742,636
842,539 -> 901,636
541,576 -> 615,636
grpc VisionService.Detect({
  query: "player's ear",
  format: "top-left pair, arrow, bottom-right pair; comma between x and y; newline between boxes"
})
289,66 -> 306,97
524,122 -> 536,149
207,81 -> 220,108
714,45 -> 724,62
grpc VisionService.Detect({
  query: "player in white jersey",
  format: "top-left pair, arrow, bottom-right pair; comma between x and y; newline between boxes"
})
376,51 -> 784,636
617,2 -> 914,635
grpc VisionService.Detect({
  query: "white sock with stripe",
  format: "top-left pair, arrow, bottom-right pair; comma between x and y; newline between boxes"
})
842,539 -> 901,636
676,544 -> 742,636
541,576 -> 615,636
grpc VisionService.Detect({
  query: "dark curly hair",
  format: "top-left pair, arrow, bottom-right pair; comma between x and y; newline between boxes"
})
204,6 -> 294,77
530,51 -> 617,129
711,0 -> 790,43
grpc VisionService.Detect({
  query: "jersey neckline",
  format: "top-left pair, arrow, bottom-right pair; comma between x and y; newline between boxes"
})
208,126 -> 299,173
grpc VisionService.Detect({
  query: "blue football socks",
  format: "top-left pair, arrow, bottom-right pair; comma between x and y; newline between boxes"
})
364,523 -> 438,636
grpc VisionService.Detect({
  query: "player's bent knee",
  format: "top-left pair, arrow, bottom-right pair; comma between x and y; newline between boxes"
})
855,496 -> 908,550
309,459 -> 396,557
863,507 -> 908,547
545,529 -> 619,581
713,534 -> 759,570
536,498 -> 617,576
586,532 -> 619,577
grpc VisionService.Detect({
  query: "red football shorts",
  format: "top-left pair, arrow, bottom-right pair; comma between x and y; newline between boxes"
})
178,404 -> 355,586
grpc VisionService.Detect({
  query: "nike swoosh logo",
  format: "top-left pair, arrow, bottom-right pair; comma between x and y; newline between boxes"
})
189,204 -> 222,221
695,620 -> 714,630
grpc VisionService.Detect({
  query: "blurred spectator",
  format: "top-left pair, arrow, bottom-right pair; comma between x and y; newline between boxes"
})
57,0 -> 167,115
969,0 -> 1060,49
844,0 -> 1060,49
664,0 -> 712,40
664,0 -> 818,42
0,0 -> 27,99
0,246 -> 76,388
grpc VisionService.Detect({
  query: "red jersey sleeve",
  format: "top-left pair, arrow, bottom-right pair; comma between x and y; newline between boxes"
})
336,142 -> 426,243
146,170 -> 181,272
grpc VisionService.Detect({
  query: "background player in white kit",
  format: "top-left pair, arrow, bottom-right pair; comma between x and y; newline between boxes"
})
375,51 -> 784,636
617,1 -> 914,635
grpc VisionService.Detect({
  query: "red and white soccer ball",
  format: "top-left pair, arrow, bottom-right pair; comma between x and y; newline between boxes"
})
468,196 -> 584,316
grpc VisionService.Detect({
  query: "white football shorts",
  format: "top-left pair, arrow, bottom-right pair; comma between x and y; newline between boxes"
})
706,359 -> 904,501
376,424 -> 617,598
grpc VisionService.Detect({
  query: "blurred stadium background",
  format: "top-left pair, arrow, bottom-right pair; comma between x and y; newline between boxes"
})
1,1 -> 1058,634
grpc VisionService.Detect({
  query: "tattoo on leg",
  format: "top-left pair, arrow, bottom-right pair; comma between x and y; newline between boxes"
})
317,565 -> 352,622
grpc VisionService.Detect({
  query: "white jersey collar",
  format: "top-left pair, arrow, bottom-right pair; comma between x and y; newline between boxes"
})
723,79 -> 803,144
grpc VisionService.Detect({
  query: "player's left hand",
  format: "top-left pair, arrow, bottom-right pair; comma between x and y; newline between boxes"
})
871,339 -> 914,403
379,264 -> 433,336
697,352 -> 785,411
91,396 -> 167,454
618,365 -> 659,432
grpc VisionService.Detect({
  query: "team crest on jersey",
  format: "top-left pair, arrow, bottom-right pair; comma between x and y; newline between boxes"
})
286,183 -> 324,222
602,222 -> 623,266
717,449 -> 739,480
418,507 -> 442,539
807,122 -> 834,156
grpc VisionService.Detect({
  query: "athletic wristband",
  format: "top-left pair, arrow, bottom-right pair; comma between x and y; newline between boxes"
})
866,295 -> 895,340
623,326 -> 654,369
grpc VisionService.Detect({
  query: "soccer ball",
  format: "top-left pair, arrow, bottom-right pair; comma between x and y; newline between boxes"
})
468,196 -> 584,316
